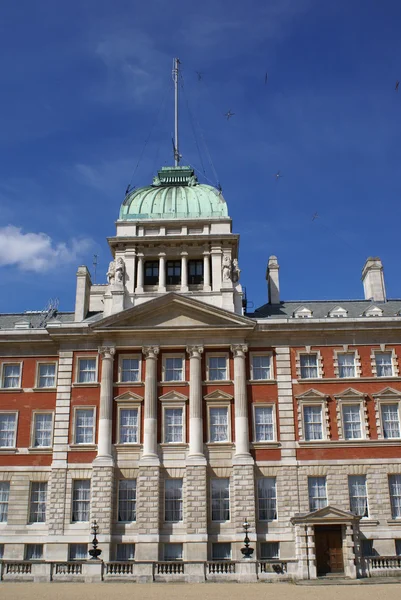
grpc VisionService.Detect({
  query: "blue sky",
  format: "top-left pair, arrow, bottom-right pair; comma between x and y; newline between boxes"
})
1,0 -> 401,313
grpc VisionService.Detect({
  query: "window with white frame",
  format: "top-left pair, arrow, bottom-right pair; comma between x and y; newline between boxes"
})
69,543 -> 88,560
32,413 -> 53,447
389,475 -> 401,519
381,404 -> 401,439
120,357 -> 140,383
164,407 -> 184,443
25,544 -> 43,560
0,413 -> 17,447
118,479 -> 136,522
116,543 -> 135,561
72,480 -> 90,522
209,406 -> 229,442
308,476 -> 327,511
260,542 -> 279,559
74,408 -> 95,444
164,479 -> 183,522
338,353 -> 356,378
251,354 -> 272,380
163,356 -> 184,382
118,408 -> 139,444
77,357 -> 97,383
37,363 -> 56,388
303,405 -> 323,440
375,352 -> 394,377
349,475 -> 368,517
254,406 -> 274,442
257,477 -> 277,521
212,543 -> 231,560
342,404 -> 363,439
207,355 -> 228,381
0,482 -> 10,522
211,478 -> 230,522
1,363 -> 21,388
29,482 -> 47,523
164,543 -> 183,561
299,354 -> 319,379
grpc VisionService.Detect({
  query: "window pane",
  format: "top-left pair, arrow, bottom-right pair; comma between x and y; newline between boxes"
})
2,364 -> 20,388
389,475 -> 401,519
258,477 -> 277,520
362,539 -> 373,557
116,544 -> 135,560
165,357 -> 183,382
349,475 -> 368,517
300,355 -> 318,379
252,356 -> 271,380
304,406 -> 323,440
382,405 -> 401,439
25,544 -> 43,560
164,543 -> 183,561
69,544 -> 87,560
210,407 -> 228,442
375,352 -> 393,377
212,543 -> 231,560
38,363 -> 56,388
121,358 -> 140,382
338,354 -> 356,378
29,482 -> 47,523
75,409 -> 94,444
119,409 -> 138,443
396,540 -> 401,556
0,482 -> 10,523
211,478 -> 229,521
34,413 -> 53,447
72,480 -> 90,522
0,544 -> 3,559
254,406 -> 274,441
78,358 -> 96,383
343,405 -> 362,439
118,480 -> 136,522
308,476 -> 327,511
165,479 -> 183,522
208,357 -> 227,381
164,408 -> 183,443
0,414 -> 17,447
260,542 -> 279,559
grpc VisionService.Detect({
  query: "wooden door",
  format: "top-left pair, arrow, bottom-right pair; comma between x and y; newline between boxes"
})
314,525 -> 344,575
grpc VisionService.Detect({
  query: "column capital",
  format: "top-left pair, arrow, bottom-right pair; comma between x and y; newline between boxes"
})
142,346 -> 160,360
230,343 -> 248,358
180,250 -> 189,257
98,346 -> 116,360
202,250 -> 210,256
186,345 -> 204,359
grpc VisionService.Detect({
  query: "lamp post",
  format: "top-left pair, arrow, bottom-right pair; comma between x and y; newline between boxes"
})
240,517 -> 254,559
89,520 -> 102,560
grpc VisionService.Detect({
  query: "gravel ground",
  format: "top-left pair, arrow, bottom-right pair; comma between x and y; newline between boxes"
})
1,583 -> 401,600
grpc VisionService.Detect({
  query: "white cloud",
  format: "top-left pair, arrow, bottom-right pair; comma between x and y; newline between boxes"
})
0,226 -> 93,272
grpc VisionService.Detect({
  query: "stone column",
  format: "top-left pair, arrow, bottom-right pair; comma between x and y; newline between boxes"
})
186,346 -> 205,462
125,250 -> 136,295
231,344 -> 252,462
141,346 -> 159,463
94,346 -> 115,465
158,253 -> 166,293
344,524 -> 357,579
135,254 -> 144,293
203,251 -> 211,291
181,251 -> 188,292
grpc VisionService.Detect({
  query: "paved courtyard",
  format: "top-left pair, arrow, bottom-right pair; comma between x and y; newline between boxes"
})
1,582 -> 401,600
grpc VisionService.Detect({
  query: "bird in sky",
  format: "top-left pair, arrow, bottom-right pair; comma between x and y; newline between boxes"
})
196,71 -> 203,81
396,81 -> 399,91
312,212 -> 319,221
274,170 -> 283,181
225,110 -> 235,120
265,72 -> 268,84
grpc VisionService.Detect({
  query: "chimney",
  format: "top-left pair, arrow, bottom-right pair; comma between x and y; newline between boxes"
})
361,257 -> 386,302
266,255 -> 280,304
74,266 -> 92,321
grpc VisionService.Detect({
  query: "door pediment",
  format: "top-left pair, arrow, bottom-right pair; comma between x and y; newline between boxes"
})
291,505 -> 360,524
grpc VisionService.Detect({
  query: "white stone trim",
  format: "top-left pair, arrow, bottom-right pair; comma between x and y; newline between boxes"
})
333,349 -> 361,379
249,351 -> 273,381
29,410 -> 55,449
117,353 -> 142,383
115,403 -> 142,446
34,361 -> 58,390
206,352 -> 230,382
161,401 -> 187,444
71,406 -> 96,446
206,400 -> 232,444
296,390 -> 330,441
162,352 -> 186,383
371,347 -> 399,378
74,354 -> 99,385
0,410 -> 18,448
373,388 -> 401,440
252,403 -> 277,443
334,389 -> 369,441
295,349 -> 323,380
0,360 -> 23,389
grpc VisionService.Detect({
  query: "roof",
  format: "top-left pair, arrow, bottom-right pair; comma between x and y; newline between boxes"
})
250,299 -> 401,319
0,311 -> 100,329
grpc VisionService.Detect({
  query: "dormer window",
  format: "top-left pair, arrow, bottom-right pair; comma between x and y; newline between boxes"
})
363,305 -> 383,317
144,261 -> 159,285
328,306 -> 348,318
293,307 -> 312,319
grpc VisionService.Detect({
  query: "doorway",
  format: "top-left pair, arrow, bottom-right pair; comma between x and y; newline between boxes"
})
314,525 -> 344,575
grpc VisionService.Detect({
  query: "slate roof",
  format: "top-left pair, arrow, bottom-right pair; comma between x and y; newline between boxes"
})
0,312 -> 85,329
249,300 -> 401,319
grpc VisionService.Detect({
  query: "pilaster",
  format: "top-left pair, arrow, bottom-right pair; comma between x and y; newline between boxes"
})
232,464 -> 256,533
136,465 -> 160,560
91,465 -> 115,539
276,347 -> 296,461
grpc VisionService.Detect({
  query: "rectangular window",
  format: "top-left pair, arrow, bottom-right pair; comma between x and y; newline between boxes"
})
211,478 -> 230,522
33,413 -> 53,447
37,363 -> 56,388
260,542 -> 279,559
362,539 -> 373,557
166,260 -> 181,285
77,358 -> 96,383
25,544 -> 43,560
251,355 -> 271,380
389,475 -> 401,519
29,482 -> 47,523
299,354 -> 318,379
2,364 -> 21,388
118,479 -> 136,522
381,404 -> 401,439
116,544 -> 135,561
254,406 -> 274,442
338,353 -> 356,378
0,413 -> 17,447
164,479 -> 183,522
342,405 -> 362,439
119,408 -> 138,444
209,407 -> 229,442
257,477 -> 277,521
188,259 -> 203,285
164,357 -> 184,382
72,480 -> 90,522
74,408 -> 95,444
164,408 -> 183,443
69,544 -> 88,560
303,405 -> 323,440
144,260 -> 159,285
0,482 -> 10,523
208,356 -> 227,381
212,543 -> 231,560
121,358 -> 140,383
396,540 -> 401,556
308,476 -> 327,511
349,475 -> 368,517
164,543 -> 183,561
375,352 -> 393,377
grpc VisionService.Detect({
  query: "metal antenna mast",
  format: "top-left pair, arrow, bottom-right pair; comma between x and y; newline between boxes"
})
172,58 -> 181,165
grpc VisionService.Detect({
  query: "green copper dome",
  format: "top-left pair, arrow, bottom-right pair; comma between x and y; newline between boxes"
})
119,166 -> 228,221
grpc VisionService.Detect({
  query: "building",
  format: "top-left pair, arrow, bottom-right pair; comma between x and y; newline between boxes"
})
1,163 -> 401,582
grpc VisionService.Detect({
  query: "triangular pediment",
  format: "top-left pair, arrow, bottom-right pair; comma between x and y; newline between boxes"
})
363,304 -> 383,317
334,387 -> 365,399
328,306 -> 348,318
91,293 -> 255,331
114,391 -> 143,402
204,389 -> 234,401
293,306 -> 312,318
372,387 -> 401,399
159,390 -> 188,402
296,388 -> 327,400
291,504 -> 359,524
